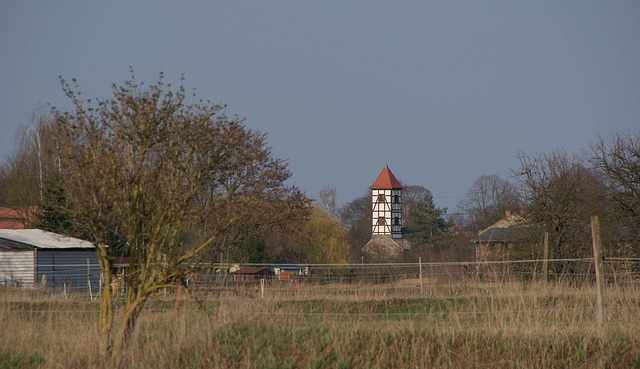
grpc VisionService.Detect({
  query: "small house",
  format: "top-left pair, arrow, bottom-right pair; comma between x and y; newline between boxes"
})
232,268 -> 274,282
471,212 -> 543,263
0,229 -> 100,291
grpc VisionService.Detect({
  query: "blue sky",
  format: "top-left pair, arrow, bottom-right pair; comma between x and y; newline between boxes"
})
1,1 -> 639,211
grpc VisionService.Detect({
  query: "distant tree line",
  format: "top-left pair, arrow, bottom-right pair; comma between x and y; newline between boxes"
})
337,130 -> 640,264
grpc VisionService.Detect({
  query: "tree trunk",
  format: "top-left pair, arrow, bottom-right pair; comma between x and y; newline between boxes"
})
97,248 -> 114,355
112,294 -> 147,352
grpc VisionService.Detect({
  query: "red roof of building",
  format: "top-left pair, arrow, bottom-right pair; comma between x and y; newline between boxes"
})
0,207 -> 37,229
0,219 -> 26,229
370,166 -> 403,189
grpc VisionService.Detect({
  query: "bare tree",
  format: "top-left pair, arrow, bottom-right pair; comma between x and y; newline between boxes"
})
0,147 -> 40,226
51,73 -> 242,353
319,186 -> 337,216
513,149 -> 613,264
589,129 -> 640,228
338,193 -> 371,261
0,113 -> 62,226
199,122 -> 311,265
456,174 -> 521,232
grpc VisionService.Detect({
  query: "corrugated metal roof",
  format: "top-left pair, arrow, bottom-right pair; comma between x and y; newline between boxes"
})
0,229 -> 95,250
370,166 -> 403,189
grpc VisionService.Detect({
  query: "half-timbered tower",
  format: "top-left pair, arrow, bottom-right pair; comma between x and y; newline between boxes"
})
363,165 -> 411,259
370,165 -> 403,239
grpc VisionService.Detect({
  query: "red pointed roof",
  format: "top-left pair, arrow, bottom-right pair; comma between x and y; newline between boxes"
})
370,166 -> 403,189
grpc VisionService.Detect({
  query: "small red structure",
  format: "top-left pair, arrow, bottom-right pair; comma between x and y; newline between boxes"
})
232,268 -> 274,282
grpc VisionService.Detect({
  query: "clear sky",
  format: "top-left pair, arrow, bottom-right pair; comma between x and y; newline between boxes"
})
1,1 -> 639,211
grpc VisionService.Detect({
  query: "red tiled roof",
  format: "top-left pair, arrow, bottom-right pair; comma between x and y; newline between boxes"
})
370,167 -> 403,189
0,219 -> 26,229
0,208 -> 17,218
0,207 -> 35,229
0,207 -> 38,217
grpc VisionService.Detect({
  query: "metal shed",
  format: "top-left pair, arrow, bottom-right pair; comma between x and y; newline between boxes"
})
0,229 -> 100,291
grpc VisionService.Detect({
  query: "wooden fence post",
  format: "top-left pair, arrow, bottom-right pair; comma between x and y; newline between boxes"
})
542,232 -> 549,285
174,266 -> 179,328
591,216 -> 605,332
419,257 -> 423,294
88,258 -> 93,301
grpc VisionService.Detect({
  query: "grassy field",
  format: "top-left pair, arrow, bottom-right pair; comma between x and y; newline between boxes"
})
1,279 -> 640,368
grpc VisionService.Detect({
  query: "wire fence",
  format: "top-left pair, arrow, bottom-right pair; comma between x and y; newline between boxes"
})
187,257 -> 640,285
3,258 -> 640,331
3,257 -> 640,298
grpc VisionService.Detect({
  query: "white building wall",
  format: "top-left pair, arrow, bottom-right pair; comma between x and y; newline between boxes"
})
371,188 -> 404,238
372,189 -> 393,235
0,250 -> 34,286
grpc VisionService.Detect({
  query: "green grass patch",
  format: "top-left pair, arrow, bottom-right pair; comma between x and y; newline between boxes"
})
0,353 -> 46,369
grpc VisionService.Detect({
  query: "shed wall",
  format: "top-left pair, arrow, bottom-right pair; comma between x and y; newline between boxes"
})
0,250 -> 34,286
37,250 -> 101,291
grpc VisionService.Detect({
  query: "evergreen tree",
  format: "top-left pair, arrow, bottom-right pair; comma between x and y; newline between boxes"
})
33,174 -> 73,234
234,235 -> 270,264
405,193 -> 452,244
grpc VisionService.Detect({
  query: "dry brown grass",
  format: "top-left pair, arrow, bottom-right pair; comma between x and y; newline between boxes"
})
1,278 -> 640,368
